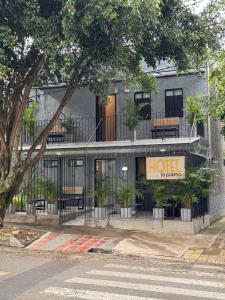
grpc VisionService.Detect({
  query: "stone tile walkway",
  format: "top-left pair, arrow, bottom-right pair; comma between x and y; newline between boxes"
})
182,217 -> 225,264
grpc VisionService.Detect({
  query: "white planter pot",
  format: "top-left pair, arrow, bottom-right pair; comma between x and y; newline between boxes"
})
153,208 -> 165,219
66,133 -> 74,142
9,204 -> 16,214
181,208 -> 192,222
121,207 -> 132,219
48,203 -> 58,215
133,130 -> 137,141
130,130 -> 137,142
95,207 -> 106,219
115,203 -> 121,214
26,203 -> 35,214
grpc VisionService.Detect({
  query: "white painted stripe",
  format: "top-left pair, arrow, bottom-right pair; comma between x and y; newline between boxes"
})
89,269 -> 225,288
105,263 -> 225,279
88,269 -> 225,289
192,264 -> 225,271
43,287 -> 161,300
0,272 -> 10,276
66,277 -> 225,300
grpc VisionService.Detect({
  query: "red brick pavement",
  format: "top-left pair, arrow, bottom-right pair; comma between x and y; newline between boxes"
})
56,235 -> 111,254
27,232 -> 60,250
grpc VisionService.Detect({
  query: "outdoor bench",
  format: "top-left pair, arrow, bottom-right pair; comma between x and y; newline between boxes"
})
61,186 -> 84,210
152,117 -> 180,139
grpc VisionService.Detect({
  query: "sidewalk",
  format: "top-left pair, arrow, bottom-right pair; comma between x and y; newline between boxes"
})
182,217 -> 225,264
4,217 -> 225,264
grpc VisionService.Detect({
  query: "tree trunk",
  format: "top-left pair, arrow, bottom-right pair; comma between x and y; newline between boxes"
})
0,210 -> 6,228
0,191 -> 15,227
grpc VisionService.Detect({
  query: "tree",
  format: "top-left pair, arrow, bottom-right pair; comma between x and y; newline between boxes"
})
195,0 -> 225,134
209,50 -> 225,135
0,0 -> 215,226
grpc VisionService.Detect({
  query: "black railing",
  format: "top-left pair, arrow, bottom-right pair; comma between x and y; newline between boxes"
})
11,156 -> 209,223
22,112 -> 203,145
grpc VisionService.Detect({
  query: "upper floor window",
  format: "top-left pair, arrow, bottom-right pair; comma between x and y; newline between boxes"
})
134,92 -> 151,120
68,159 -> 84,167
165,89 -> 183,118
44,159 -> 58,168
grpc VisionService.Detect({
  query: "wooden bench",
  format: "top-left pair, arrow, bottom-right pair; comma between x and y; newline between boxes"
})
62,186 -> 84,209
152,117 -> 180,139
47,123 -> 66,143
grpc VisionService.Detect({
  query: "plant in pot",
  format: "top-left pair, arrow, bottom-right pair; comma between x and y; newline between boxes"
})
139,178 -> 170,219
122,98 -> 146,141
21,181 -> 36,214
92,177 -> 110,219
60,115 -> 77,142
117,181 -> 143,219
172,167 -> 211,222
23,101 -> 39,139
38,176 -> 58,215
9,196 -> 22,214
186,95 -> 206,137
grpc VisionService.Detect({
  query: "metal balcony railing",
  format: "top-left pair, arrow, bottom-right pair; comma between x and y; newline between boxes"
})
22,112 -> 205,145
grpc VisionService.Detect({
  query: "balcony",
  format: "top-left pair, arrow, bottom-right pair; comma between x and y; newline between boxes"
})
22,112 -> 205,146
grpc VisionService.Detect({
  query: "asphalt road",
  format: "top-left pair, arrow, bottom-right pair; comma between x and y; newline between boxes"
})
1,250 -> 225,300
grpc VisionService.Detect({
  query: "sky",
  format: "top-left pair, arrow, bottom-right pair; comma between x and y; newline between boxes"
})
185,0 -> 211,13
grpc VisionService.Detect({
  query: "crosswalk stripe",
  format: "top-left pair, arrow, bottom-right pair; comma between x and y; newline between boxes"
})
87,269 -> 225,289
104,263 -> 225,279
43,287 -> 161,300
66,277 -> 225,300
0,271 -> 10,276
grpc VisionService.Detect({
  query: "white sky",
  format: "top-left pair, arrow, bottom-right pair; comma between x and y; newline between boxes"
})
185,0 -> 211,13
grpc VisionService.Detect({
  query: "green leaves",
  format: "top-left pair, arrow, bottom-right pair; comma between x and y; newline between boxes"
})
23,101 -> 39,135
138,177 -> 172,208
209,50 -> 225,130
171,167 -> 213,209
92,177 -> 111,207
117,181 -> 143,208
186,95 -> 206,126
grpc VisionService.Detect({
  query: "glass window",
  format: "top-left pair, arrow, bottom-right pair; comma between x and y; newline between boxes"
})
174,89 -> 182,96
134,92 -> 151,119
165,89 -> 183,118
44,159 -> 58,168
68,159 -> 84,167
166,90 -> 173,97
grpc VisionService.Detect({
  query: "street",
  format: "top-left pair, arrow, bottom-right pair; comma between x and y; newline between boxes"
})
1,251 -> 225,300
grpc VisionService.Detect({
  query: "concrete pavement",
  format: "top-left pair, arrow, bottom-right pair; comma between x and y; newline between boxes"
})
1,251 -> 225,300
4,217 -> 225,263
182,217 -> 225,264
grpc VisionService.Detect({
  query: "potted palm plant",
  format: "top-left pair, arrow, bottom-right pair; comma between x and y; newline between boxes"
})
21,182 -> 36,214
174,167 -> 213,222
38,176 -> 58,215
92,177 -> 110,219
151,181 -> 170,220
186,96 -> 205,137
117,181 -> 143,219
23,101 -> 39,139
122,98 -> 145,141
139,178 -> 170,219
60,115 -> 77,142
9,196 -> 22,214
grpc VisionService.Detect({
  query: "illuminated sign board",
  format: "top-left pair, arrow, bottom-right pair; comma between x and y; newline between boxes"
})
146,156 -> 185,180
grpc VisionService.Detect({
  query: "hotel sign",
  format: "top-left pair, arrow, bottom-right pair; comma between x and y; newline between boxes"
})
146,156 -> 185,180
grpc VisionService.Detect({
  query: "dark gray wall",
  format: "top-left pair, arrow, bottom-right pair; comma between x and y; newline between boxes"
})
35,72 -> 208,142
36,73 -> 207,119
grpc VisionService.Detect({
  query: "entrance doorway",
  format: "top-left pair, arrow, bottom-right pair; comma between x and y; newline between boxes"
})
136,157 -> 153,212
96,95 -> 116,141
95,159 -> 116,209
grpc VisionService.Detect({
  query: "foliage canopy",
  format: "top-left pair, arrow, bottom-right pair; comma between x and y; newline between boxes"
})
0,0 -> 218,225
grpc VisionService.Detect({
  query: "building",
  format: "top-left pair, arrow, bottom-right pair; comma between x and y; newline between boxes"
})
7,63 -> 225,234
